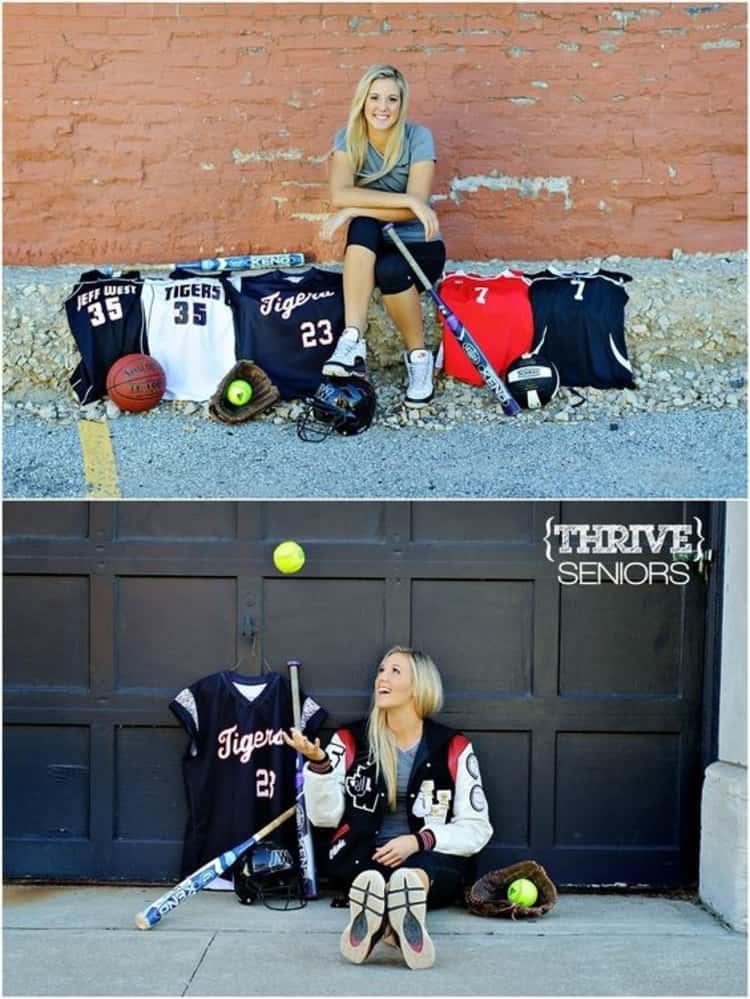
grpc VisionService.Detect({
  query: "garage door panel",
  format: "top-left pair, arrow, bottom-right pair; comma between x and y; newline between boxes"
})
114,503 -> 238,541
262,502 -> 388,541
411,580 -> 533,695
263,579 -> 386,686
4,576 -> 90,689
410,503 -> 540,544
114,727 -> 186,840
469,731 -> 531,846
4,725 -> 90,839
560,584 -> 684,696
555,732 -> 680,847
115,577 -> 237,689
561,500 -> 692,524
3,502 -> 90,539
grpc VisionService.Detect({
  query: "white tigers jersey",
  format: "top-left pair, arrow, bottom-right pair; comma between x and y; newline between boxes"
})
143,270 -> 236,400
170,669 -> 326,883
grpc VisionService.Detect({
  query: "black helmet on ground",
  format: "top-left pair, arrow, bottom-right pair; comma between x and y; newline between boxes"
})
233,841 -> 305,910
297,374 -> 377,441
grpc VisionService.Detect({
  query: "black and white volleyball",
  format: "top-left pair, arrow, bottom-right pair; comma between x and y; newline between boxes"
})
506,353 -> 560,409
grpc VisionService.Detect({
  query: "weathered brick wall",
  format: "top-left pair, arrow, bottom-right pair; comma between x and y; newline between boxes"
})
4,2 -> 746,264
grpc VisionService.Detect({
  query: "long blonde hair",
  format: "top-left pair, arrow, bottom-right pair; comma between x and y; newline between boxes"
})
366,646 -> 444,810
344,65 -> 409,185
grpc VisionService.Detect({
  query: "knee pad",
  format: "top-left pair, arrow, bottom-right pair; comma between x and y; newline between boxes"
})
346,216 -> 382,252
375,254 -> 414,295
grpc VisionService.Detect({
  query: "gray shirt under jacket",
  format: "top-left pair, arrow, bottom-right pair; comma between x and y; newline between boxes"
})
333,122 -> 440,244
375,742 -> 419,845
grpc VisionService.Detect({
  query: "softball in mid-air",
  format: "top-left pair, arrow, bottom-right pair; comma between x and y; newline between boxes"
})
273,541 -> 306,574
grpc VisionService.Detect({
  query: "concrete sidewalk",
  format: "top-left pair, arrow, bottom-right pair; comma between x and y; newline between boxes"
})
3,884 -> 746,996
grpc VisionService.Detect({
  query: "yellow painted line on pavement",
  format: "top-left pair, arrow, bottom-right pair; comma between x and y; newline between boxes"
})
77,420 -> 121,498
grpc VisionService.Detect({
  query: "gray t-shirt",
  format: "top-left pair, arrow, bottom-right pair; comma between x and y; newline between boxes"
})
375,742 -> 419,845
333,122 -> 439,243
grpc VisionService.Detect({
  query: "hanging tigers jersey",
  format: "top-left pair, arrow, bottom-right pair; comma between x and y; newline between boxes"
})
64,270 -> 146,404
526,267 -> 634,389
225,268 -> 345,400
170,669 -> 326,883
437,270 -> 534,384
143,270 -> 237,400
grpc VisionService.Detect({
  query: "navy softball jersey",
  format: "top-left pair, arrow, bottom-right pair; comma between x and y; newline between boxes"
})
224,268 -> 345,400
170,669 -> 326,882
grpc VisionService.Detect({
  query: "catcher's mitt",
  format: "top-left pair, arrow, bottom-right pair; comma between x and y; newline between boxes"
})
465,860 -> 558,919
209,360 -> 280,424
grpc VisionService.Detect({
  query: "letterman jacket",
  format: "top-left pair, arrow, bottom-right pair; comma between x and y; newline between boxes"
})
303,718 -> 493,877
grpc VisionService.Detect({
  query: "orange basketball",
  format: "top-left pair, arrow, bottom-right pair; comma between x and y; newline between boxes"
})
106,354 -> 166,412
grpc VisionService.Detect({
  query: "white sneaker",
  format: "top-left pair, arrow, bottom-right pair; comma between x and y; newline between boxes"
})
323,327 -> 367,377
386,868 -> 435,970
339,870 -> 387,965
404,348 -> 434,407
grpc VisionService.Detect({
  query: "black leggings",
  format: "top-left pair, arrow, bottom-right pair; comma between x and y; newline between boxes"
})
335,850 -> 472,910
346,216 -> 446,296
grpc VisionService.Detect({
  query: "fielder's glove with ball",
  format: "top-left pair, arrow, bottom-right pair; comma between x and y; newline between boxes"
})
209,360 -> 280,424
466,860 -> 558,919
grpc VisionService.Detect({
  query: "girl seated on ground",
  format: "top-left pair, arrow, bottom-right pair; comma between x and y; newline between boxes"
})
283,646 -> 492,970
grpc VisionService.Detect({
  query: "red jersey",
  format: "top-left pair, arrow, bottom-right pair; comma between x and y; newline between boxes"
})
437,270 -> 533,385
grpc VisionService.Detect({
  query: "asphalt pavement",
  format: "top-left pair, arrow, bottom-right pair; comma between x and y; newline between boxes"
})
2,406 -> 747,499
3,884 -> 746,996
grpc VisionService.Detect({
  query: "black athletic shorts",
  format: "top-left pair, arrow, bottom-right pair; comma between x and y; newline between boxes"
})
346,216 -> 446,296
333,849 -> 473,910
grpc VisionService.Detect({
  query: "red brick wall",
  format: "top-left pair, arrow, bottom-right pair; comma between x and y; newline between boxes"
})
3,2 -> 746,264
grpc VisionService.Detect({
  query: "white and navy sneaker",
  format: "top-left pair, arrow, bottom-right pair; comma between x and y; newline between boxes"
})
323,327 -> 367,378
339,869 -> 387,965
386,868 -> 435,970
404,348 -> 434,408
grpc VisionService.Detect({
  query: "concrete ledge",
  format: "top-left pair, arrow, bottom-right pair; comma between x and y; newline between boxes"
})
700,761 -> 748,932
3,251 -> 746,398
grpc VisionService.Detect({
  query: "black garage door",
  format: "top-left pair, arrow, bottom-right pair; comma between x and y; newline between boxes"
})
3,500 -> 719,886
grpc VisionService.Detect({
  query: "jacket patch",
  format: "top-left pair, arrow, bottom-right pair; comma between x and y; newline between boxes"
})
470,784 -> 487,812
423,788 -> 452,825
432,789 -> 452,823
345,763 -> 378,812
412,780 -> 434,818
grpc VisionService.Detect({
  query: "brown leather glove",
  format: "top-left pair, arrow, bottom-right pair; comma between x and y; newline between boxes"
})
209,360 -> 280,424
466,860 -> 558,919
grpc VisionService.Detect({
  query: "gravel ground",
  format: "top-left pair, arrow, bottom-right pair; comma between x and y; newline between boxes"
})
3,393 -> 746,498
4,249 -> 745,498
4,250 -> 747,390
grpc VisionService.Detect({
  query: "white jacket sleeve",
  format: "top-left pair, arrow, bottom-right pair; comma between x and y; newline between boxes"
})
302,731 -> 347,828
426,740 -> 493,857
